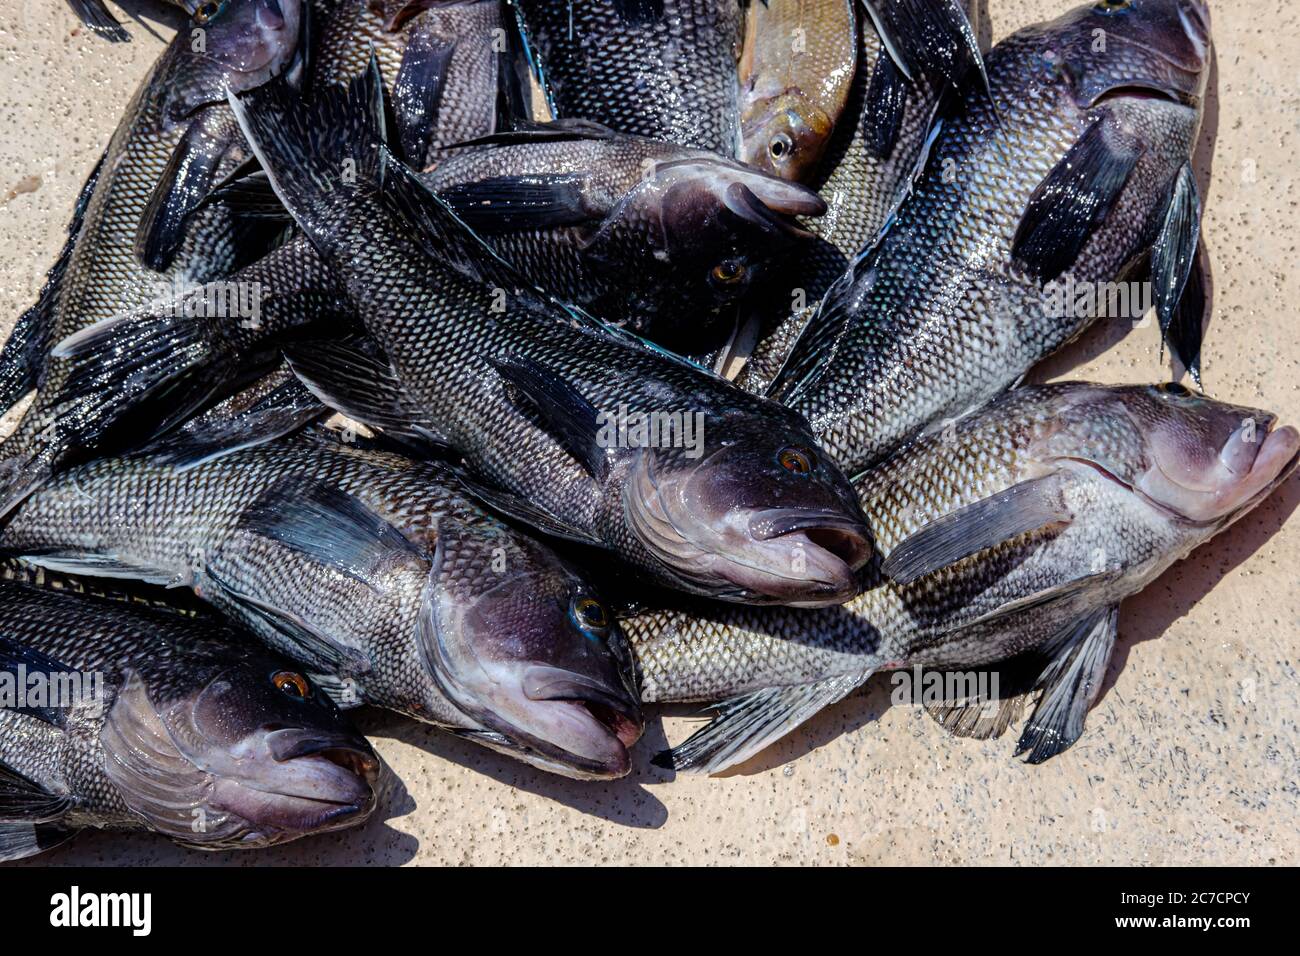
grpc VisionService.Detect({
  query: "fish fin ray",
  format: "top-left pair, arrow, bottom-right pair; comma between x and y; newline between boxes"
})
860,0 -> 988,96
488,353 -> 610,480
862,50 -> 908,160
438,174 -> 594,233
1167,242 -> 1207,387
1011,117 -> 1143,282
65,0 -> 130,42
453,470 -> 603,547
656,671 -> 874,774
1015,604 -> 1119,764
882,475 -> 1072,585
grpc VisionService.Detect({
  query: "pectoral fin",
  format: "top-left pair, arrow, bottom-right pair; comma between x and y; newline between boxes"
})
137,117 -> 232,272
1151,162 -> 1202,347
438,174 -> 595,233
489,354 -> 611,481
882,475 -> 1072,585
862,52 -> 908,161
1012,118 -> 1143,282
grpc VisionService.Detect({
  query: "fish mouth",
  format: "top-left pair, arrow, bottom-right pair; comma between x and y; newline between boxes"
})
1073,418 -> 1300,526
211,729 -> 380,836
1087,80 -> 1201,110
655,158 -> 827,240
517,667 -> 645,777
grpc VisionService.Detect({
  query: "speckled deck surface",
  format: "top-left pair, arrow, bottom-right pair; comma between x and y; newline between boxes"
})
0,1 -> 1295,866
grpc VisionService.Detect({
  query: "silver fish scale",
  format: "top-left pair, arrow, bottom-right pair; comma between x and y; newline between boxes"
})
776,31 -> 1200,475
423,135 -> 692,324
0,585 -> 273,825
0,439 -> 508,723
328,194 -> 818,581
627,385 -> 1185,703
518,0 -> 743,153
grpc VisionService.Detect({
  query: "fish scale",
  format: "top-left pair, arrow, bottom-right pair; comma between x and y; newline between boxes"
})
0,437 -> 496,722
0,580 -> 377,849
767,3 -> 1208,475
736,2 -> 962,393
624,380 -> 1297,772
517,0 -> 743,153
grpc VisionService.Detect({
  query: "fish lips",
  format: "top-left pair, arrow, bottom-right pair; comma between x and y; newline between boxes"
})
739,509 -> 873,606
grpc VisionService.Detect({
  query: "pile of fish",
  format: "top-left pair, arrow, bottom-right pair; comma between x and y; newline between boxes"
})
0,0 -> 1288,859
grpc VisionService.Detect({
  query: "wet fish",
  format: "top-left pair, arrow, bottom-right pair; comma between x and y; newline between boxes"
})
1,429 -> 645,780
515,0 -> 744,153
310,0 -> 530,166
0,580 -> 379,860
735,0 -> 982,391
625,382 -> 1300,774
424,121 -> 825,349
765,0 -> 1214,475
0,0 -> 308,518
220,63 -> 873,607
738,0 -> 859,183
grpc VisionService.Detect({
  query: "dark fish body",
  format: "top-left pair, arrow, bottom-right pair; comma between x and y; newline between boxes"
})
210,64 -> 871,609
425,123 -> 825,348
517,0 -> 743,153
312,0 -> 521,165
1,433 -> 645,780
736,0 -> 978,393
767,0 -> 1213,474
626,382 -> 1299,773
0,0 -> 307,517
0,580 -> 378,860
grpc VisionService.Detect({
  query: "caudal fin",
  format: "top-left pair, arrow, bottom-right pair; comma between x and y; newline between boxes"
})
227,54 -> 387,261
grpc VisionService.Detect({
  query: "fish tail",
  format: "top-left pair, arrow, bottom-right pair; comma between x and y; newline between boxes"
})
227,53 -> 388,260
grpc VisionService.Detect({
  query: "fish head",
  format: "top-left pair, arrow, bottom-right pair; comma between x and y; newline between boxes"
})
418,525 -> 643,780
1024,0 -> 1211,112
584,158 -> 826,348
101,649 -> 379,849
167,0 -> 306,118
1039,383 -> 1299,528
739,90 -> 834,183
624,410 -> 872,606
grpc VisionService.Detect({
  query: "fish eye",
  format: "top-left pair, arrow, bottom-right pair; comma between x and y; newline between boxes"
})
711,259 -> 747,286
193,1 -> 226,24
571,596 -> 610,633
769,132 -> 794,159
778,446 -> 816,474
1157,382 -> 1191,397
272,670 -> 310,699
1096,0 -> 1131,11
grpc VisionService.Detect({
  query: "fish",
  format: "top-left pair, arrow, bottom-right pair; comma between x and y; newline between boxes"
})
738,0 -> 859,183
0,428 -> 646,780
309,0 -> 532,166
220,61 -> 873,607
0,579 -> 379,861
0,0 -> 308,519
423,121 -> 826,349
764,0 -> 1214,475
734,0 -> 982,391
514,0 -> 744,153
623,381 -> 1300,774
64,0 -> 132,41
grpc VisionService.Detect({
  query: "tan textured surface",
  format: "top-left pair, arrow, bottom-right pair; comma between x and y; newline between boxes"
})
0,1 -> 1296,866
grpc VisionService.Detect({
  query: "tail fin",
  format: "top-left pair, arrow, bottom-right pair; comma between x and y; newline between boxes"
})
65,0 -> 130,43
227,54 -> 387,260
861,0 -> 989,99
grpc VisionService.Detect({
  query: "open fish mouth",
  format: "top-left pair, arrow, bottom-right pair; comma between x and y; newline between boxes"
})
211,730 -> 381,834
